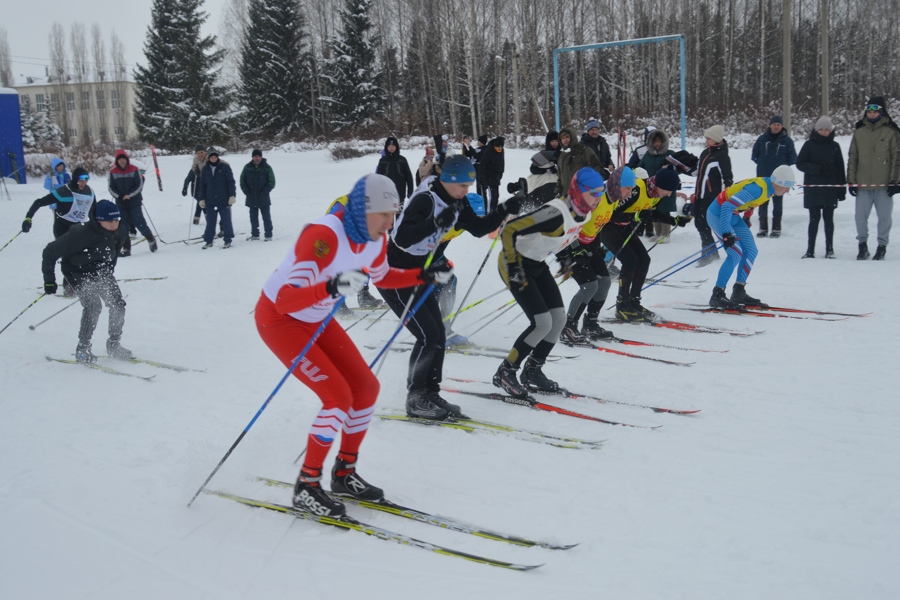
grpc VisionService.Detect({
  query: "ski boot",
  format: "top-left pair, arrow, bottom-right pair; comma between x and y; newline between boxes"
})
520,357 -> 560,393
427,388 -> 467,418
357,286 -> 384,309
223,241 -> 232,249
445,331 -> 469,347
631,295 -> 657,321
106,339 -> 134,360
559,320 -> 588,345
331,457 -> 384,501
493,360 -> 529,398
857,243 -> 870,260
582,319 -> 614,340
406,388 -> 449,421
709,286 -> 742,310
336,302 -> 355,318
873,245 -> 887,261
615,295 -> 647,322
757,216 -> 769,238
731,283 -> 766,308
119,237 -> 132,257
293,468 -> 346,517
75,343 -> 97,364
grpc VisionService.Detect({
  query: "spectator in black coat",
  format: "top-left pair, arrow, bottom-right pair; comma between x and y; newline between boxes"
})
580,119 -> 614,179
240,149 -> 277,241
376,137 -> 414,207
692,125 -> 733,266
531,131 -> 560,175
751,115 -> 797,236
198,149 -> 237,248
479,136 -> 506,211
796,116 -> 846,259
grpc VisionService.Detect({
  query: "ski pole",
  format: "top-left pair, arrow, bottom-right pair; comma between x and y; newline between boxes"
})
646,223 -> 677,252
364,306 -> 392,331
465,300 -> 519,339
141,204 -> 172,244
642,244 -> 723,293
0,293 -> 45,337
442,286 -> 508,323
0,231 -> 21,254
29,298 -> 79,330
646,242 -> 717,282
370,283 -> 436,375
447,224 -> 506,332
187,297 -> 346,507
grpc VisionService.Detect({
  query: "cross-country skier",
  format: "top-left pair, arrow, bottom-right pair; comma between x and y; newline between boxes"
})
707,165 -> 796,309
22,166 -> 95,240
40,200 -> 130,363
493,167 -> 605,398
255,174 -> 454,518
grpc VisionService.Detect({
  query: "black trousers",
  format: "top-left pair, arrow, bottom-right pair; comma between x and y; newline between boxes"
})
694,194 -> 717,250
500,258 -> 565,368
378,285 -> 445,392
600,222 -> 649,298
808,207 -> 835,249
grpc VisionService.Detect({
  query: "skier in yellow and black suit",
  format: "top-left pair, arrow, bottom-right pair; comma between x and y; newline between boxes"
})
493,167 -> 605,398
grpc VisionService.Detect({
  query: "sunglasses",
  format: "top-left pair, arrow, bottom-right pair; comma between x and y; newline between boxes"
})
866,104 -> 882,112
77,174 -> 90,181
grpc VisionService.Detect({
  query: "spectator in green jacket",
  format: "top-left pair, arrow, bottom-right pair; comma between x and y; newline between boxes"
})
240,149 -> 276,241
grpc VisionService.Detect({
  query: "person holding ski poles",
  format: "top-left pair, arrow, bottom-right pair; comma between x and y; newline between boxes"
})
255,174 -> 454,518
707,165 -> 796,309
493,167 -> 605,399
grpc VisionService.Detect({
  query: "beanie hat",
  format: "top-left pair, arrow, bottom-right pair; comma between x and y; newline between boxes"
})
440,155 -> 477,184
770,165 -> 796,188
251,148 -> 262,157
770,115 -> 784,125
477,134 -> 488,145
94,200 -> 121,222
569,167 -> 606,217
633,167 -> 649,180
363,174 -> 401,213
866,96 -> 886,110
71,167 -> 89,182
619,166 -> 637,188
815,116 -> 834,131
194,145 -> 205,153
704,124 -> 726,143
585,119 -> 601,132
654,168 -> 681,192
206,148 -> 219,158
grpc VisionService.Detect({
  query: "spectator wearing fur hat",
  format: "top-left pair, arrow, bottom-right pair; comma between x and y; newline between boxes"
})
691,125 -> 733,266
751,115 -> 797,237
376,137 -> 414,208
580,118 -> 615,179
796,116 -> 846,259
240,149 -> 277,241
198,148 -> 237,249
479,136 -> 506,211
847,96 -> 900,260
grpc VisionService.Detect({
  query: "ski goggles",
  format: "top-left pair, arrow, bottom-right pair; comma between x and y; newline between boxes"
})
587,185 -> 606,198
866,104 -> 882,112
77,174 -> 90,181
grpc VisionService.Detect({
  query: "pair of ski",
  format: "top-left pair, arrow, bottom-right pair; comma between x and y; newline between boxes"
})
379,342 -> 575,363
678,303 -> 869,321
559,337 -> 696,367
601,316 -> 764,337
207,474 -> 578,571
46,355 -> 205,381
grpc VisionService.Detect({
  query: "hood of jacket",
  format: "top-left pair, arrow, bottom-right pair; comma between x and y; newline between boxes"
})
384,137 -> 400,154
112,149 -> 138,174
545,131 -> 560,151
645,130 -> 670,156
50,157 -> 67,173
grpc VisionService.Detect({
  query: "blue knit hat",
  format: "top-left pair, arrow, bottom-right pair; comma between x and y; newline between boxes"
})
440,155 -> 476,183
585,119 -> 601,132
94,200 -> 120,221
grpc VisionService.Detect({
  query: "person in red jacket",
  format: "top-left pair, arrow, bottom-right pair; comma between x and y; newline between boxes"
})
255,174 -> 453,517
108,149 -> 157,255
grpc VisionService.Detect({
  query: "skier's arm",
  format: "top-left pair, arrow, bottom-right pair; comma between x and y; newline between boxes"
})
25,193 -> 57,219
391,192 -> 440,248
107,172 -> 120,200
402,159 -> 414,198
455,200 -> 507,237
41,226 -> 82,283
272,225 -> 342,314
226,164 -> 237,198
367,237 -> 428,289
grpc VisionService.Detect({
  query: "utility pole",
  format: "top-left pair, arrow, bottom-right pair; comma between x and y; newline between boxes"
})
782,0 -> 792,131
821,0 -> 830,115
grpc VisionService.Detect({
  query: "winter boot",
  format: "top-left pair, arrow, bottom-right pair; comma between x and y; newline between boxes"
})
770,218 -> 782,238
293,468 -> 346,517
247,235 -> 260,241
615,294 -> 646,322
216,229 -> 225,239
119,237 -> 132,257
147,234 -> 158,253
802,244 -> 815,259
825,243 -> 835,259
582,318 -> 614,340
757,215 -> 769,238
709,286 -> 742,310
731,283 -> 766,308
357,285 -> 384,309
106,339 -> 134,360
406,388 -> 449,421
520,357 -> 560,393
493,360 -> 529,398
873,245 -> 887,261
559,319 -> 588,345
857,243 -> 870,260
427,388 -> 467,418
75,343 -> 97,364
330,457 -> 384,501
222,241 -> 233,249
201,242 -> 214,250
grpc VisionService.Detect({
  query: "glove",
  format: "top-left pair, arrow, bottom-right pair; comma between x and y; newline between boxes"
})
433,207 -> 457,229
674,215 -> 692,227
681,203 -> 693,216
887,182 -> 899,197
325,270 -> 369,297
228,196 -> 236,206
199,200 -> 206,209
22,218 -> 32,233
181,187 -> 188,197
556,253 -> 575,280
722,233 -> 737,248
507,263 -> 527,292
501,194 -> 522,216
44,282 -> 58,295
848,186 -> 858,197
421,260 -> 454,285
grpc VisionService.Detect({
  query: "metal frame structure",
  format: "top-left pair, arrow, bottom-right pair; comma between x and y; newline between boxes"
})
553,34 -> 686,149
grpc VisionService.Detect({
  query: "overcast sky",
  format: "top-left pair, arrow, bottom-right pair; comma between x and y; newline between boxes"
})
5,0 -> 228,82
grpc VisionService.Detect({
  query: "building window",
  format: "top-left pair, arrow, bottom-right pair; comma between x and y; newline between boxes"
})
65,92 -> 75,111
35,94 -> 46,112
81,91 -> 91,110
96,89 -> 105,109
114,126 -> 123,136
110,89 -> 120,109
68,128 -> 77,138
50,93 -> 59,111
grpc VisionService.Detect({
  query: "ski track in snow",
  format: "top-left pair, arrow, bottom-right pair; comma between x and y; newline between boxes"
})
1,140 -> 898,599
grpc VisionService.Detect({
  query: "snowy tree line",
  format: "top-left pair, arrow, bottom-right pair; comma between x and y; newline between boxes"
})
133,0 -> 899,150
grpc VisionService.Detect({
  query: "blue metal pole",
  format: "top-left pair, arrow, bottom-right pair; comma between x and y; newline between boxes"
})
680,35 -> 686,149
553,50 -> 561,132
642,244 -> 724,293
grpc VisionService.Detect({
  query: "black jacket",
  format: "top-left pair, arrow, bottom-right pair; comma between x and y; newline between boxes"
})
42,219 -> 126,285
579,133 -> 614,178
376,137 -> 415,201
796,130 -> 847,209
479,137 -> 506,186
531,132 -> 560,175
240,158 -> 276,208
695,140 -> 734,209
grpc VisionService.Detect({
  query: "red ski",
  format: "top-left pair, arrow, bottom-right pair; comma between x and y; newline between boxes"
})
676,306 -> 847,321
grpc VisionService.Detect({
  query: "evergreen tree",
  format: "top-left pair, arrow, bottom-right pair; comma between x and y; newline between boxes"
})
238,0 -> 310,138
134,0 -> 229,150
20,96 -> 63,152
323,0 -> 386,131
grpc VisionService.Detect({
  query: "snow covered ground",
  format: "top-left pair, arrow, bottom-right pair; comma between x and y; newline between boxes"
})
1,141 -> 898,600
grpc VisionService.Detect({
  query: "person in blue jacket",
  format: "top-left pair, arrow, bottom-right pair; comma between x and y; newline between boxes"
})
750,116 -> 797,237
44,158 -> 70,192
198,148 -> 237,249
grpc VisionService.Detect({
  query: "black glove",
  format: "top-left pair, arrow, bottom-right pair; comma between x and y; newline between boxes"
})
22,218 -> 32,233
673,215 -> 692,227
506,263 -> 527,292
501,194 -> 522,216
421,260 -> 454,285
555,253 -> 575,279
681,203 -> 693,216
635,210 -> 652,222
887,182 -> 899,197
181,187 -> 188,197
433,207 -> 457,229
44,282 -> 58,295
848,186 -> 858,197
722,233 -> 737,248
